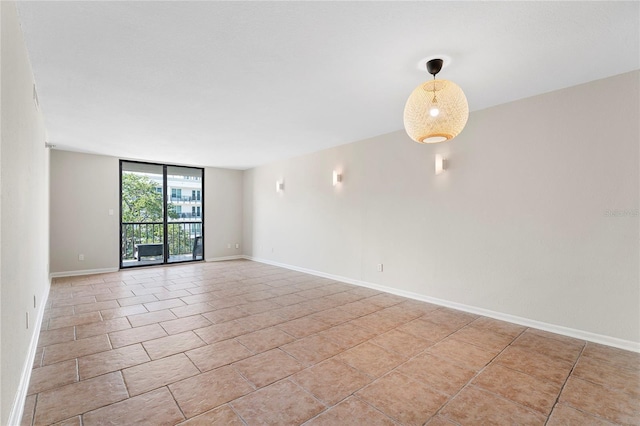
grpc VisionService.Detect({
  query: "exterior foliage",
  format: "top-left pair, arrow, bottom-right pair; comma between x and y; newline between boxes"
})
122,173 -> 177,222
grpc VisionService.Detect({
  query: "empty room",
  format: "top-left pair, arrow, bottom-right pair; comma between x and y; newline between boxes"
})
1,1 -> 639,425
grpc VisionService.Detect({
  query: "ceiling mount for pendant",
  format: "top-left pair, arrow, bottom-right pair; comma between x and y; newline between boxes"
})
426,59 -> 443,76
403,56 -> 469,144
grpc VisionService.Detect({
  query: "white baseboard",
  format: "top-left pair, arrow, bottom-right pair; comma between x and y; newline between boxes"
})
49,267 -> 119,279
7,278 -> 51,426
245,256 -> 640,353
206,255 -> 245,262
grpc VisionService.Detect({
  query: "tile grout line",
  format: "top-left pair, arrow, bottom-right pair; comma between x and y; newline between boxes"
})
165,385 -> 189,423
542,342 -> 588,426
29,393 -> 38,426
227,403 -> 250,426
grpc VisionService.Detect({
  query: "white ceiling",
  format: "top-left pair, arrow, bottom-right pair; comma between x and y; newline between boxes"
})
16,1 -> 639,170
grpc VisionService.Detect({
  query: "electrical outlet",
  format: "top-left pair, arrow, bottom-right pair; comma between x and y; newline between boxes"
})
377,263 -> 384,272
235,243 -> 239,249
227,243 -> 231,249
78,254 -> 84,261
34,295 -> 37,308
26,312 -> 29,329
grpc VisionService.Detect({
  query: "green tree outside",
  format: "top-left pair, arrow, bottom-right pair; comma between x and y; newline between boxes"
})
122,173 -> 164,222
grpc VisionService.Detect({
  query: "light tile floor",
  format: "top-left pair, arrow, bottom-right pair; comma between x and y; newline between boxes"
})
21,260 -> 640,425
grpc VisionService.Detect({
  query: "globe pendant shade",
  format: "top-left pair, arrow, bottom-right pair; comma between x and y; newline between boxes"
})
404,79 -> 469,143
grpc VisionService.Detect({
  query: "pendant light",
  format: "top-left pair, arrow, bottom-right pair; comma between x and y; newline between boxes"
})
404,58 -> 469,143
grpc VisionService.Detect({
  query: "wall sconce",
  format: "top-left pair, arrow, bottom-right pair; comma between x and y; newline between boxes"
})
276,180 -> 284,192
435,154 -> 446,175
332,171 -> 342,186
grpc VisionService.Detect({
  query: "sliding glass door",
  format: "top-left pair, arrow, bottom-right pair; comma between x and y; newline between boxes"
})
166,165 -> 204,263
120,161 -> 204,268
121,162 -> 165,267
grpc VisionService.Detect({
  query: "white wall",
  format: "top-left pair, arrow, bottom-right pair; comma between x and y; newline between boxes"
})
49,152 -> 244,273
49,150 -> 120,274
244,71 -> 640,346
204,167 -> 244,260
1,2 -> 50,423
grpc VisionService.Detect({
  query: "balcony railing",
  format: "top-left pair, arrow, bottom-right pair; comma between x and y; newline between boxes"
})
170,196 -> 201,203
173,212 -> 201,220
121,221 -> 202,262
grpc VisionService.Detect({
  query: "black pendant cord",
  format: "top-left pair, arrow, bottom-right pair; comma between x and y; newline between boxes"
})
426,58 -> 443,103
432,73 -> 437,103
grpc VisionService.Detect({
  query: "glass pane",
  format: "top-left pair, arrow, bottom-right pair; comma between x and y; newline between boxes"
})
121,162 -> 164,267
166,165 -> 203,263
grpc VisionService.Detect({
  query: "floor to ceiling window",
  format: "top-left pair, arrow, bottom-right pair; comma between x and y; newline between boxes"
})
120,161 -> 204,268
